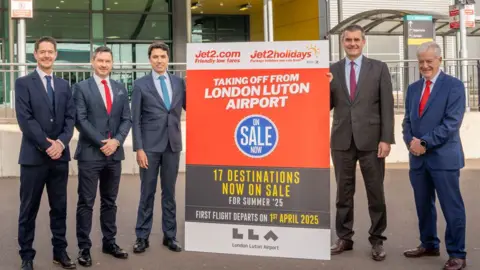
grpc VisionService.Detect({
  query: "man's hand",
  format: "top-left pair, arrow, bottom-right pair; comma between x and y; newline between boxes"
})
100,139 -> 119,156
46,138 -> 63,160
409,137 -> 426,156
136,149 -> 149,169
326,72 -> 333,83
377,142 -> 391,158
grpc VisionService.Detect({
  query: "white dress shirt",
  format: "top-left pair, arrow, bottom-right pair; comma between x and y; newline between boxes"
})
93,74 -> 114,109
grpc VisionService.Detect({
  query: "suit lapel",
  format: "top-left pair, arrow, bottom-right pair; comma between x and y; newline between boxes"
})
412,81 -> 422,120
337,59 -> 351,103
353,56 -> 371,102
109,79 -> 121,112
53,76 -> 63,116
31,71 -> 54,114
420,72 -> 445,118
169,73 -> 180,108
88,77 -> 108,115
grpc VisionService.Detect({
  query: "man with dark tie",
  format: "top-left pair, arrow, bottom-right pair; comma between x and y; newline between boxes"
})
15,36 -> 76,270
131,41 -> 186,253
72,46 -> 132,266
402,41 -> 467,270
328,25 -> 395,261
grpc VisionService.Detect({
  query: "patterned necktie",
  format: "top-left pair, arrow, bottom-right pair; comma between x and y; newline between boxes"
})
159,75 -> 171,110
45,75 -> 55,106
349,61 -> 357,101
101,79 -> 112,114
419,80 -> 431,116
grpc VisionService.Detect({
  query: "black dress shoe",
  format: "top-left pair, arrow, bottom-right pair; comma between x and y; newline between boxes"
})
133,238 -> 149,254
21,260 -> 33,270
102,243 -> 128,259
163,237 -> 182,252
331,239 -> 353,255
53,252 -> 76,269
77,249 -> 92,267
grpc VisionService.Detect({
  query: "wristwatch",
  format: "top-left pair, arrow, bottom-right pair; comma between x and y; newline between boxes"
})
420,140 -> 427,148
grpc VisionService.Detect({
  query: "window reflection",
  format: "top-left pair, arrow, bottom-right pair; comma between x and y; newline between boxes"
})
105,13 -> 171,40
192,15 -> 249,43
33,0 -> 90,10
105,0 -> 170,12
27,12 -> 89,39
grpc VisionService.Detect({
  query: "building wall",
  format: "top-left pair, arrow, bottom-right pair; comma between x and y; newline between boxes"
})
250,0 -> 320,41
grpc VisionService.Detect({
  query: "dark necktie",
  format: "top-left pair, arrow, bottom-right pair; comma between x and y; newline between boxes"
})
349,61 -> 356,101
45,75 -> 55,107
159,75 -> 171,110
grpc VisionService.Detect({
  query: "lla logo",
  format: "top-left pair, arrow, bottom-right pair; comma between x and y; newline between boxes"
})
234,115 -> 279,158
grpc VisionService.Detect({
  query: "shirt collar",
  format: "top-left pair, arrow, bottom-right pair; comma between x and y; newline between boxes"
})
36,67 -> 53,79
345,55 -> 363,66
152,69 -> 168,80
93,73 -> 110,85
425,69 -> 442,84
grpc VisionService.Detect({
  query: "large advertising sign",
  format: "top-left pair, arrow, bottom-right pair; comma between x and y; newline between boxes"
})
185,41 -> 331,260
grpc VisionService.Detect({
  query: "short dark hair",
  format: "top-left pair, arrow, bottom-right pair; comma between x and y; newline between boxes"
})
341,24 -> 366,40
35,36 -> 57,52
92,46 -> 113,59
148,41 -> 170,58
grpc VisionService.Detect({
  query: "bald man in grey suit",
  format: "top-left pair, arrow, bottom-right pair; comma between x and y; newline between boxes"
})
329,25 -> 395,261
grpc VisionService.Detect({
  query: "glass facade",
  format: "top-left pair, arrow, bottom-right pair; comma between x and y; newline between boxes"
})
192,15 -> 249,43
11,0 -> 174,64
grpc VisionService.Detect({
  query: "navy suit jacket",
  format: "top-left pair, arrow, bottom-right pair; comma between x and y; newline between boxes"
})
402,71 -> 465,170
72,77 -> 132,161
131,72 -> 186,153
15,70 -> 76,165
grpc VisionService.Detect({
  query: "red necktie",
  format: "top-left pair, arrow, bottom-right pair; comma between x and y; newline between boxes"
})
350,61 -> 356,101
419,80 -> 431,116
101,79 -> 112,114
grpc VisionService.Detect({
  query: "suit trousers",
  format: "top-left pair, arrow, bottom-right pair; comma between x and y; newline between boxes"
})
18,161 -> 69,261
331,138 -> 387,245
76,159 -> 121,249
410,165 -> 466,259
135,143 -> 180,240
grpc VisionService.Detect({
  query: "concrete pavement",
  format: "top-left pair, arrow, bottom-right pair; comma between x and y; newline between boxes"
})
0,161 -> 479,269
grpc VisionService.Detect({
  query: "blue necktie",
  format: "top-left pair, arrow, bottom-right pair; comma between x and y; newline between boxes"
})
159,75 -> 171,110
45,75 -> 55,106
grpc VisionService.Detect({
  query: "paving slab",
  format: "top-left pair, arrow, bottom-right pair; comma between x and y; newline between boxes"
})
0,160 -> 479,270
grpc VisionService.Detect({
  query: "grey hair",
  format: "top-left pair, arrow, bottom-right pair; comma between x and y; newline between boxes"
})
341,25 -> 366,41
417,41 -> 442,57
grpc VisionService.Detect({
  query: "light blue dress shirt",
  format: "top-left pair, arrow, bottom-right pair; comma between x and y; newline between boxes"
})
421,69 -> 441,98
151,69 -> 173,105
345,55 -> 363,95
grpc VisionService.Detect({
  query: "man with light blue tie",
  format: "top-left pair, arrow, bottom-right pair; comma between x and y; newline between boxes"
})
329,25 -> 395,261
131,42 -> 186,254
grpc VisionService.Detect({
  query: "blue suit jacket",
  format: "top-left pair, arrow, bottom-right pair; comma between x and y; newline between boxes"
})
131,72 -> 186,153
72,77 -> 132,161
15,70 -> 76,165
402,71 -> 465,170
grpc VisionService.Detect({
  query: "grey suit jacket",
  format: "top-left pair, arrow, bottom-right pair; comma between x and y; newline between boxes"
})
72,77 -> 132,161
131,72 -> 186,153
330,56 -> 395,151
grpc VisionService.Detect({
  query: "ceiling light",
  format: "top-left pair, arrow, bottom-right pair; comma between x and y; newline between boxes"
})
106,7 -> 111,10
191,2 -> 201,9
56,6 -> 60,9
239,3 -> 252,11
220,2 -> 224,6
106,36 -> 120,39
60,0 -> 64,3
114,1 -> 118,4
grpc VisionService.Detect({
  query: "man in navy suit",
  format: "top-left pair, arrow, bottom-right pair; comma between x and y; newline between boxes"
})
402,41 -> 466,270
73,46 -> 132,266
131,41 -> 186,253
15,36 -> 76,270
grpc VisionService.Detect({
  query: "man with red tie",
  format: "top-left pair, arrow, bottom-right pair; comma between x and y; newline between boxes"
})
328,25 -> 395,261
402,41 -> 467,270
73,46 -> 132,266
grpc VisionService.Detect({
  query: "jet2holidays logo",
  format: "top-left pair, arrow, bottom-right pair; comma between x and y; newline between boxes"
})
235,115 -> 278,158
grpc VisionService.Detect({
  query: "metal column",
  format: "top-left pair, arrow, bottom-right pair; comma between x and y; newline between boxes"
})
17,19 -> 26,77
458,3 -> 469,110
337,0 -> 343,59
263,0 -> 274,41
